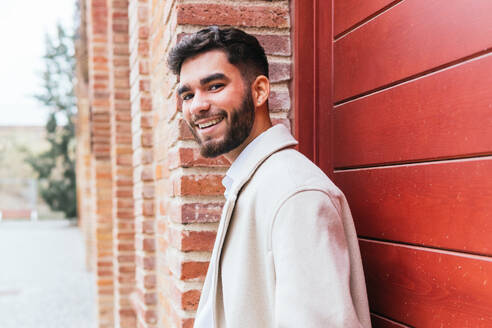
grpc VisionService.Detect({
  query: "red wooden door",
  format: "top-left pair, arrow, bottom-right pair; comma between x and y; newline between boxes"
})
294,1 -> 492,327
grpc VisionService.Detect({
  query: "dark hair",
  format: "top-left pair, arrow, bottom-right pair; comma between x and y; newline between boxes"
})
167,26 -> 268,81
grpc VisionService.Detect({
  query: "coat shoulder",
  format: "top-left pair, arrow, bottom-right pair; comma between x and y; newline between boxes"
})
250,148 -> 343,201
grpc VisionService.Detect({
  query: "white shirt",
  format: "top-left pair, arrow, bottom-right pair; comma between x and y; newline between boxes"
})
194,124 -> 282,328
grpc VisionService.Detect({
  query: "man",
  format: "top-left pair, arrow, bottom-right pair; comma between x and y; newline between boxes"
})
168,26 -> 371,328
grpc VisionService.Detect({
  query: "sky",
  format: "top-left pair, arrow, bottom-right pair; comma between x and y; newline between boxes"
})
0,1 -> 74,126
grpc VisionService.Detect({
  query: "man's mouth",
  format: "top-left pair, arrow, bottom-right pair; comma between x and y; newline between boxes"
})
195,117 -> 224,129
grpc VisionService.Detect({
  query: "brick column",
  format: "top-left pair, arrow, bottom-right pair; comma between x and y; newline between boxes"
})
149,1 -> 292,327
129,0 -> 158,326
108,1 -> 137,327
86,0 -> 115,326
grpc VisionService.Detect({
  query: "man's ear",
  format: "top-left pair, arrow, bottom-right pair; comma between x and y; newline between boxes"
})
251,75 -> 270,108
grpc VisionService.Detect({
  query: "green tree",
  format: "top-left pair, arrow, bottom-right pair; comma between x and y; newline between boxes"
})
25,23 -> 77,219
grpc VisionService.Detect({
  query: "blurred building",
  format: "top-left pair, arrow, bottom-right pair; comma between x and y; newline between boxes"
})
0,125 -> 60,219
75,1 -> 492,327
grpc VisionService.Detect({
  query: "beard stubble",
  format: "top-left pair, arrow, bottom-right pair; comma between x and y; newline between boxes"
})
188,91 -> 255,158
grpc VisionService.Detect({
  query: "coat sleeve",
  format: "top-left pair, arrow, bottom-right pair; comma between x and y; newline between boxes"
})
271,190 -> 365,328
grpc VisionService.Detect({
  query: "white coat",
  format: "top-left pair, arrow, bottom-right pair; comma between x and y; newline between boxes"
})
195,125 -> 371,328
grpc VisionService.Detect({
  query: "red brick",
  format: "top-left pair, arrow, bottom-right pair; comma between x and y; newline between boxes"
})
176,119 -> 193,141
269,62 -> 291,83
113,23 -> 129,33
177,3 -> 289,28
170,229 -> 216,252
117,209 -> 134,219
112,10 -> 128,20
182,230 -> 216,252
169,148 -> 229,169
139,80 -> 151,92
174,174 -> 225,196
140,96 -> 152,111
255,34 -> 291,56
112,0 -> 128,9
142,184 -> 154,198
139,61 -> 150,75
141,131 -> 153,147
269,89 -> 291,112
119,243 -> 135,251
117,221 -> 135,231
181,261 -> 209,280
138,41 -> 150,56
144,274 -> 156,289
142,238 -> 155,252
117,232 -> 135,240
116,153 -> 133,165
118,265 -> 136,274
117,255 -> 135,263
118,271 -> 135,282
138,5 -> 149,22
143,255 -> 155,270
140,113 -> 153,128
114,57 -> 129,67
115,109 -> 131,119
182,289 -> 201,311
138,26 -> 149,39
141,149 -> 153,164
144,309 -> 157,325
143,292 -> 157,305
141,219 -> 154,234
182,318 -> 194,328
180,202 -> 223,224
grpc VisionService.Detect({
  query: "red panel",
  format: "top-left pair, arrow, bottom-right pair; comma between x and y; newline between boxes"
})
360,240 -> 492,327
334,0 -> 396,37
334,0 -> 492,102
293,0 -> 315,161
371,314 -> 410,328
316,0 -> 334,176
335,158 -> 492,255
333,54 -> 492,168
294,0 -> 334,175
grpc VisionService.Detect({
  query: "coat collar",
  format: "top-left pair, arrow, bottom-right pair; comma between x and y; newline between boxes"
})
225,124 -> 299,198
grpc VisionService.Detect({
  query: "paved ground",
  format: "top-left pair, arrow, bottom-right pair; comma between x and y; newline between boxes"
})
0,220 -> 97,328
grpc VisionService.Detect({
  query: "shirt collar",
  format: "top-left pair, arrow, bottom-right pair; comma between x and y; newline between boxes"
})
222,124 -> 298,198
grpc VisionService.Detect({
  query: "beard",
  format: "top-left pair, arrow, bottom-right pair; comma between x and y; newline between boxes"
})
187,91 -> 255,158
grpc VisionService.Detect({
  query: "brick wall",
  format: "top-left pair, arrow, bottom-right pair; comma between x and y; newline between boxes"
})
85,0 -> 116,326
108,1 -> 137,327
151,1 -> 292,327
128,0 -> 158,326
76,1 -> 293,327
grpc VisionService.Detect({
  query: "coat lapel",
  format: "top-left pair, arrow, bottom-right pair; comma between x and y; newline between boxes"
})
207,125 -> 298,327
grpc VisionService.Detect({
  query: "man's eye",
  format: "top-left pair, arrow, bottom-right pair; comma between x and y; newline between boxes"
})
182,93 -> 193,101
209,83 -> 224,91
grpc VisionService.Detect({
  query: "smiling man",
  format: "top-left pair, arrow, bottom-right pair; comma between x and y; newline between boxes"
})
168,27 -> 371,328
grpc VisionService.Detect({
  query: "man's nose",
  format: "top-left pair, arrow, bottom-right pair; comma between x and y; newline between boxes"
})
189,92 -> 210,116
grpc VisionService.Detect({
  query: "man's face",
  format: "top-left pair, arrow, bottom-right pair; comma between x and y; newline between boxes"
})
178,50 -> 255,158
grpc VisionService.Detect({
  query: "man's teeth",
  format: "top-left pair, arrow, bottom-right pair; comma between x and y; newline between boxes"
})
198,118 -> 222,129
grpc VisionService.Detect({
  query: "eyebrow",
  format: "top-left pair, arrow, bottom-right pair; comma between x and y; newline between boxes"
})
200,72 -> 229,85
177,72 -> 229,96
177,85 -> 190,96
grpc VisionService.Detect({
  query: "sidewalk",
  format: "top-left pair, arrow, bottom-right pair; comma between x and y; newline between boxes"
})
0,220 -> 96,328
